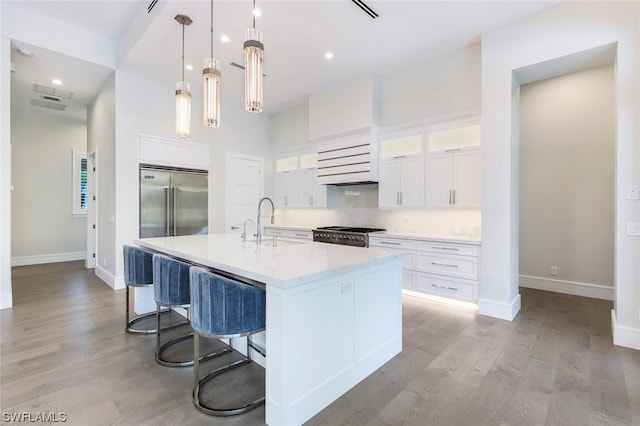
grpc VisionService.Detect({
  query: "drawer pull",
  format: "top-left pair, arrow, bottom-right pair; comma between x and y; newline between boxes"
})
431,262 -> 459,268
294,233 -> 308,237
381,241 -> 401,246
431,284 -> 459,291
431,246 -> 459,251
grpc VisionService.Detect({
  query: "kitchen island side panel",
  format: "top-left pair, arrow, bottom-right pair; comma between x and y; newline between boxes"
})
265,257 -> 402,426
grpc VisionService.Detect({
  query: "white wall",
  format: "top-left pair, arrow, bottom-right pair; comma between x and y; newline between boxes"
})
0,34 -> 12,308
381,43 -> 480,127
519,65 -> 615,298
87,74 -> 116,287
272,102 -> 309,153
10,107 -> 87,263
481,2 -> 640,349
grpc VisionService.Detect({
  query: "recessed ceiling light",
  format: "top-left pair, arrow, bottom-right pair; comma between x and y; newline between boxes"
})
185,64 -> 193,71
51,78 -> 62,85
252,8 -> 262,17
220,34 -> 230,43
325,52 -> 334,60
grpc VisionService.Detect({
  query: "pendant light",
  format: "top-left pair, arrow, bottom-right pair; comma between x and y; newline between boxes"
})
203,0 -> 221,127
244,0 -> 264,113
175,14 -> 192,139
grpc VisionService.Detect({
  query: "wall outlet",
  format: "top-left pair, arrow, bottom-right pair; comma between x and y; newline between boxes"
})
550,266 -> 558,276
341,281 -> 353,295
627,223 -> 640,236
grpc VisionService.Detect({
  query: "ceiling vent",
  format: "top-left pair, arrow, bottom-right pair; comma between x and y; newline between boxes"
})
41,95 -> 62,102
351,0 -> 378,19
32,83 -> 74,100
30,99 -> 66,111
230,62 -> 266,77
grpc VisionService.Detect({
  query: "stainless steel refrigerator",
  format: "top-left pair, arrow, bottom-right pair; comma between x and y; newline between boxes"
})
139,166 -> 209,238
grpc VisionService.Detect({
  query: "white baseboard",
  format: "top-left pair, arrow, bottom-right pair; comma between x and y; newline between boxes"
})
611,310 -> 640,350
11,251 -> 86,267
520,275 -> 613,301
478,294 -> 521,321
0,291 -> 12,309
95,266 -> 125,290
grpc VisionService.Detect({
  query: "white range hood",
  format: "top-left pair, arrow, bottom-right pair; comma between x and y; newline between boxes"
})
317,130 -> 378,185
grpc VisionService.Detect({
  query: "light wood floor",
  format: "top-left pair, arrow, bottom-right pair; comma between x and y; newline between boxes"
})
2,261 -> 639,425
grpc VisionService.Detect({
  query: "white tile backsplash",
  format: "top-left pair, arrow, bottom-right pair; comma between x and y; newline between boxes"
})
275,184 -> 481,238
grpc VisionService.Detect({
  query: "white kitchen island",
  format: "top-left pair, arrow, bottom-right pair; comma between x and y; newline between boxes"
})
136,233 -> 403,426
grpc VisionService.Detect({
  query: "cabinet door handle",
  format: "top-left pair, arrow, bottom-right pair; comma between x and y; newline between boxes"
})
381,241 -> 401,246
431,262 -> 459,268
393,155 -> 407,159
396,192 -> 400,205
452,190 -> 456,205
431,284 -> 459,291
431,246 -> 459,251
310,195 -> 313,206
449,190 -> 452,205
445,149 -> 461,153
284,196 -> 288,206
294,233 -> 308,237
399,191 -> 403,205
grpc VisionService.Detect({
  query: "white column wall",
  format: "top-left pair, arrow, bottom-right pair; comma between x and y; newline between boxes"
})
0,35 -> 12,309
481,2 -> 640,349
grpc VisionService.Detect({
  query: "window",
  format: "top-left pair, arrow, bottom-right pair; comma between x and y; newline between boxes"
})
72,149 -> 88,216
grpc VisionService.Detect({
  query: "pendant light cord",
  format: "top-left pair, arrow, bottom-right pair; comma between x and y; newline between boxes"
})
181,21 -> 185,82
252,0 -> 256,29
210,0 -> 214,59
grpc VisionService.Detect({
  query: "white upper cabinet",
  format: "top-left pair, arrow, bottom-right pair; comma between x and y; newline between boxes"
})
298,153 -> 327,208
426,124 -> 481,208
275,155 -> 300,208
274,152 -> 327,209
378,133 -> 425,209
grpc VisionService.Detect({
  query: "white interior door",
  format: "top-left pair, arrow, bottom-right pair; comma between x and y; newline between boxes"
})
225,152 -> 263,237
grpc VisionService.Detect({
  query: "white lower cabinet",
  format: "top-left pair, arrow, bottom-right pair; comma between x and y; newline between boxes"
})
369,235 -> 480,303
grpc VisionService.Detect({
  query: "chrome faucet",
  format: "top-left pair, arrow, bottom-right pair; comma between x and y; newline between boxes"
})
256,197 -> 275,243
241,218 -> 254,242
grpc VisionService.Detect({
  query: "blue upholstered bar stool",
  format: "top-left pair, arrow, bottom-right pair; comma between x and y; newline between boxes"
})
123,245 -> 162,334
190,266 -> 266,416
153,254 -> 230,367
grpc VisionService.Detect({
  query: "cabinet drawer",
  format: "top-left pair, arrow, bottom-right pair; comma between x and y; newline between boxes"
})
416,252 -> 477,280
369,237 -> 417,251
416,273 -> 475,301
417,241 -> 478,257
264,228 -> 312,240
369,246 -> 416,269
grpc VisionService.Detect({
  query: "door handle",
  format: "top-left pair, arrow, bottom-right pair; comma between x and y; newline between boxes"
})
172,187 -> 177,236
165,186 -> 170,236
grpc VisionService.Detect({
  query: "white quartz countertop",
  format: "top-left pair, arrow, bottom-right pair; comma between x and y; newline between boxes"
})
136,233 -> 400,289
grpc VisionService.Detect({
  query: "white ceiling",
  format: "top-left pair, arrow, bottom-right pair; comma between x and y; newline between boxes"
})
8,1 -> 559,119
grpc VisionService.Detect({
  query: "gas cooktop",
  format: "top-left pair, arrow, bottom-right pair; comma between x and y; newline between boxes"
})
312,226 -> 386,247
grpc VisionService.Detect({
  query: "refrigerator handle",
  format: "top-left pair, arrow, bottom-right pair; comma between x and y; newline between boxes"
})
165,186 -> 170,236
173,187 -> 177,236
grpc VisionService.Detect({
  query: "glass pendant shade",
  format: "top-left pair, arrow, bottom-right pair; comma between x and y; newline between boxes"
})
203,58 -> 221,127
175,81 -> 191,139
244,28 -> 264,113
